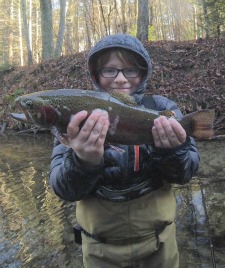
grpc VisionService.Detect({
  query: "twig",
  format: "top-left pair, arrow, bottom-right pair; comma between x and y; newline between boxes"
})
0,122 -> 7,136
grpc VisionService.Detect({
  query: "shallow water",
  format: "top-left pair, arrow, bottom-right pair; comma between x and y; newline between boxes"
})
0,133 -> 225,267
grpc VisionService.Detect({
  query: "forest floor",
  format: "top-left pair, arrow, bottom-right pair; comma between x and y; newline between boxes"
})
0,37 -> 225,135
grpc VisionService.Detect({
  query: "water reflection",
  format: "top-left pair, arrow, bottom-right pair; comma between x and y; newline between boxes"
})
175,140 -> 225,268
0,133 -> 82,268
0,134 -> 225,267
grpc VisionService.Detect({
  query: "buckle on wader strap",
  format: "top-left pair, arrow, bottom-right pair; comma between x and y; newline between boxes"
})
73,224 -> 82,245
155,222 -> 173,248
73,224 -> 107,244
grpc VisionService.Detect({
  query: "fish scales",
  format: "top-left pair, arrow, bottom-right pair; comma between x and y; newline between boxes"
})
11,89 -> 215,145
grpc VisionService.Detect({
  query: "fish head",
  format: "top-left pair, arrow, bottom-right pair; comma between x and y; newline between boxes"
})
15,94 -> 59,128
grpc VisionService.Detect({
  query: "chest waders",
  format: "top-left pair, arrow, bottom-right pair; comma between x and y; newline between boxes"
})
75,96 -> 179,268
76,181 -> 179,268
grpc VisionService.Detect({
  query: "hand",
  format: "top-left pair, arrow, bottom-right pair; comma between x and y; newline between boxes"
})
152,116 -> 186,148
67,109 -> 109,166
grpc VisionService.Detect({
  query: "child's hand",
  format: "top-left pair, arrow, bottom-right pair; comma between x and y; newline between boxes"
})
67,109 -> 109,166
152,116 -> 186,148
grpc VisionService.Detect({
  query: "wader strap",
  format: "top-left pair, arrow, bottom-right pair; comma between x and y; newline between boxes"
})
80,226 -> 150,245
77,222 -> 172,246
155,221 -> 173,248
134,145 -> 140,171
80,226 -> 107,244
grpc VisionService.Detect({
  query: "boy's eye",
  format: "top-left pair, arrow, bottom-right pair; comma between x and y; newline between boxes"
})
124,68 -> 138,76
123,68 -> 140,78
100,67 -> 140,78
105,68 -> 116,74
100,68 -> 117,77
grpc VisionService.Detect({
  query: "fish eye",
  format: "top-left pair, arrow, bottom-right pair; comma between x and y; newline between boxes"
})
26,100 -> 33,108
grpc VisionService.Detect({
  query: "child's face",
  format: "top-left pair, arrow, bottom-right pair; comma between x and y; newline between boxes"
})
98,51 -> 142,95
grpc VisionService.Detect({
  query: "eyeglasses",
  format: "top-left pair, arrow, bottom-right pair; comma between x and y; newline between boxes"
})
99,67 -> 141,78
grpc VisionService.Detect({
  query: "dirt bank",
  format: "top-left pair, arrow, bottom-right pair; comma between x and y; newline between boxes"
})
0,38 -> 225,132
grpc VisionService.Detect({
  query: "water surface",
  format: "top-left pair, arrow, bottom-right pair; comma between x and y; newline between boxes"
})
0,133 -> 225,267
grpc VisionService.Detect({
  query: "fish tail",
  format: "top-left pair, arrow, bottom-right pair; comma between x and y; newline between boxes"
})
181,109 -> 215,140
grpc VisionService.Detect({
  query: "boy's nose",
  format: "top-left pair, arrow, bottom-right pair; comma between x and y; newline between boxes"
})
114,71 -> 128,82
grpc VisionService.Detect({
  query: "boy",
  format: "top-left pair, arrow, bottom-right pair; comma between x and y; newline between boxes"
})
49,34 -> 199,268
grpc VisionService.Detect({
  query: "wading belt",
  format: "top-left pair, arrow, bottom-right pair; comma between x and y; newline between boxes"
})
94,178 -> 162,202
73,222 -> 172,245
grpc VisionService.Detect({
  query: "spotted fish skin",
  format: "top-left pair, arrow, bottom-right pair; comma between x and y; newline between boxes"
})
11,89 -> 215,145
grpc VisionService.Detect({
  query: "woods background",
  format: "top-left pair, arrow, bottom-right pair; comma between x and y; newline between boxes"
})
1,0 -> 224,67
0,0 -> 225,133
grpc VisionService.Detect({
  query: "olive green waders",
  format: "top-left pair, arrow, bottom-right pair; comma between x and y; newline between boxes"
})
76,181 -> 179,268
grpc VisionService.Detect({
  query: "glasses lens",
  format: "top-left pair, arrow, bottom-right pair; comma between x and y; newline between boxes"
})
100,67 -> 140,78
101,68 -> 117,78
124,67 -> 140,78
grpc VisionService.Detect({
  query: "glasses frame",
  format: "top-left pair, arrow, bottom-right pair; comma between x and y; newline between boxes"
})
99,67 -> 141,78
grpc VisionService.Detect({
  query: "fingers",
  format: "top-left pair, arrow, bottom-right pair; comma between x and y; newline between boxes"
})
67,110 -> 88,139
67,109 -> 109,166
86,110 -> 109,145
168,118 -> 186,143
152,116 -> 186,148
67,109 -> 109,145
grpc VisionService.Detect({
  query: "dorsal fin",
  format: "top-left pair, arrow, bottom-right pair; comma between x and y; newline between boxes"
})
110,92 -> 137,106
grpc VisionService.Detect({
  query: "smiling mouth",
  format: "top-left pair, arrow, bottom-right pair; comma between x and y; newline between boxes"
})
113,88 -> 130,91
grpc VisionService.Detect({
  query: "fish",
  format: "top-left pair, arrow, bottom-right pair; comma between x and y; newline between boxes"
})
10,88 -> 215,145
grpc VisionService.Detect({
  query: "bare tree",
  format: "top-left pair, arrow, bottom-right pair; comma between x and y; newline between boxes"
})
98,0 -> 108,35
18,0 -> 24,66
54,0 -> 67,57
39,0 -> 54,60
83,0 -> 92,50
119,0 -> 127,33
65,0 -> 79,53
21,0 -> 33,65
136,0 -> 149,42
201,0 -> 210,39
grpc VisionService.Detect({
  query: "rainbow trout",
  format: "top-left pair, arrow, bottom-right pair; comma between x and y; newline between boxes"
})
11,89 -> 215,145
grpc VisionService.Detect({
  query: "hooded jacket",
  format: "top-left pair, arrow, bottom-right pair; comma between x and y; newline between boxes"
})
88,33 -> 152,104
49,34 -> 200,202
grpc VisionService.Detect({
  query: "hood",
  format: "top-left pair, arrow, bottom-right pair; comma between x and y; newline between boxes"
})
88,34 -> 152,104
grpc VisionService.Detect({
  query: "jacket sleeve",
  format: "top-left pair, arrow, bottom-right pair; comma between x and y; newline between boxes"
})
149,95 -> 200,184
49,138 -> 102,201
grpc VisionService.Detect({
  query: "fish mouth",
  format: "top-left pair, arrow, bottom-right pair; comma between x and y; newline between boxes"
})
11,99 -> 37,125
14,97 -> 38,125
10,112 -> 33,124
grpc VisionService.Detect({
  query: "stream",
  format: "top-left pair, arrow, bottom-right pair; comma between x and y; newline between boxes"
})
0,132 -> 225,268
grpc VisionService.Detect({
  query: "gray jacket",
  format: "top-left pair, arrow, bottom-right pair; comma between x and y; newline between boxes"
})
49,34 -> 200,202
49,95 -> 199,202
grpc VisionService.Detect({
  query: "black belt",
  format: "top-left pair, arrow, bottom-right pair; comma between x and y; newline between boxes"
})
94,179 -> 161,202
73,222 -> 172,245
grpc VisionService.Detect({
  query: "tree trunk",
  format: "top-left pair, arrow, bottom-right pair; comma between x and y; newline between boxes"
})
35,2 -> 40,63
136,0 -> 149,42
21,0 -> 33,65
120,0 -> 127,33
18,0 -> 24,66
202,0 -> 210,39
39,0 -> 54,60
73,0 -> 79,52
158,0 -> 166,40
98,0 -> 108,36
83,0 -> 92,50
54,0 -> 67,57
